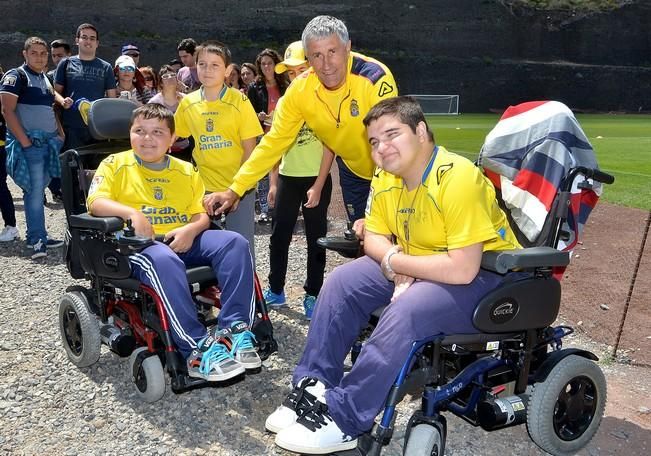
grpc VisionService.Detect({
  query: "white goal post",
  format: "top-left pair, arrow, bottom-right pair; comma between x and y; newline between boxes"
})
407,94 -> 460,115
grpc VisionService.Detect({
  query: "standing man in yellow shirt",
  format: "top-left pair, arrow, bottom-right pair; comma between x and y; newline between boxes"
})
206,15 -> 397,228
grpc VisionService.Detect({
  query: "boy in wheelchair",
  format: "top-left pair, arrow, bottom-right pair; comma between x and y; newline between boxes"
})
86,103 -> 260,382
267,96 -> 523,454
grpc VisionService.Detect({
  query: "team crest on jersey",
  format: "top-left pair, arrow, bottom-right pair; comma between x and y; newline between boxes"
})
350,99 -> 359,117
2,74 -> 16,87
153,186 -> 164,201
206,118 -> 214,132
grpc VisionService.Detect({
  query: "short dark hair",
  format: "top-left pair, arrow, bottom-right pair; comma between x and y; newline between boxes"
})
50,39 -> 71,53
168,58 -> 182,67
195,41 -> 231,67
76,23 -> 99,40
177,38 -> 197,55
363,96 -> 434,143
24,36 -> 48,52
130,103 -> 175,134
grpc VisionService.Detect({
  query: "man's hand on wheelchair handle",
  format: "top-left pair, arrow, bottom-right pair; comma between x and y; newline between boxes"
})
203,190 -> 240,216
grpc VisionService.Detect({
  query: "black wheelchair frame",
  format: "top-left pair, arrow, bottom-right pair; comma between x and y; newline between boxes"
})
320,167 -> 614,456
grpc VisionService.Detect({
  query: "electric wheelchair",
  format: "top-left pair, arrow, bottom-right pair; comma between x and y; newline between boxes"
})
319,105 -> 614,456
57,98 -> 277,403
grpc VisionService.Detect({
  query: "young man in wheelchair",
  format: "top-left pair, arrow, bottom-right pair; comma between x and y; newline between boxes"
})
86,103 -> 260,382
267,96 -> 522,454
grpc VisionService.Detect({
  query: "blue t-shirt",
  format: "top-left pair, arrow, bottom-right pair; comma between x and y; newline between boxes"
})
0,64 -> 57,133
55,55 -> 116,128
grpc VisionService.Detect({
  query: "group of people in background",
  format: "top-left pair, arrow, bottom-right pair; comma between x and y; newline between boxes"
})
0,19 -> 362,321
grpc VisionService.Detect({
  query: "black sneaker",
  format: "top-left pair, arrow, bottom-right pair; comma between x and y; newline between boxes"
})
26,238 -> 64,249
265,377 -> 326,433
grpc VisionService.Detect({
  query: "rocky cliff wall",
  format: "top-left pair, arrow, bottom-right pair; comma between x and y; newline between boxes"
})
0,0 -> 648,111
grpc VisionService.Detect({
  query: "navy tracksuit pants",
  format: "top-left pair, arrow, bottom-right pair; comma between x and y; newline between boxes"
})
292,255 -> 506,437
129,230 -> 255,357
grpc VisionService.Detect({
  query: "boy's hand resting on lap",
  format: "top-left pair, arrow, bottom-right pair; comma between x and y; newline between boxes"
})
164,225 -> 199,253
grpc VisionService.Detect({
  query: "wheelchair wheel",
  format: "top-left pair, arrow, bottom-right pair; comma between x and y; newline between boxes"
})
403,424 -> 443,456
527,354 -> 606,456
59,291 -> 101,367
129,347 -> 166,403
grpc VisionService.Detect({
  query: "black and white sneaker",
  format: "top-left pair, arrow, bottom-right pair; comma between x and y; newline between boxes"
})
274,401 -> 358,454
265,377 -> 325,433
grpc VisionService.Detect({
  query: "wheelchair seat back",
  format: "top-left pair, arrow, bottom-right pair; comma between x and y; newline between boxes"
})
60,99 -> 139,279
472,275 -> 560,333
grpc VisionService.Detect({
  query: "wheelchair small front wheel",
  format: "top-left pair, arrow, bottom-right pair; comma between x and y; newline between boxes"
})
527,354 -> 606,456
59,291 -> 101,367
403,424 -> 443,456
129,347 -> 166,403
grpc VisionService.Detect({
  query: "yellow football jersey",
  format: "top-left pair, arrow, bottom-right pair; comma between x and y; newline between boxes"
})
87,150 -> 206,236
230,52 -> 397,196
174,85 -> 263,192
365,146 -> 521,256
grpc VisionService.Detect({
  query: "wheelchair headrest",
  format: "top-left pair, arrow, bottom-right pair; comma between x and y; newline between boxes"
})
87,98 -> 139,141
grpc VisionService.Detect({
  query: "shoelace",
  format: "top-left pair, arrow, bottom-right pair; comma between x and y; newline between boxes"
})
283,378 -> 318,416
297,401 -> 332,431
200,342 -> 232,375
230,329 -> 257,354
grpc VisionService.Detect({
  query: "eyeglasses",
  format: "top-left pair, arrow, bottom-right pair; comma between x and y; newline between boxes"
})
161,73 -> 176,80
78,35 -> 97,42
119,65 -> 136,72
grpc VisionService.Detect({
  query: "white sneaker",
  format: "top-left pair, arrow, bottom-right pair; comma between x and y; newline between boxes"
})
265,377 -> 326,433
0,226 -> 18,242
274,401 -> 357,454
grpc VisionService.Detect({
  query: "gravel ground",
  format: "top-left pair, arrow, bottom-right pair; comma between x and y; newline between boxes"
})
0,184 -> 649,455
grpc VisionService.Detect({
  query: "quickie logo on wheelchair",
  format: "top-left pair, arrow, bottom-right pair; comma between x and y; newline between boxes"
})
490,298 -> 520,324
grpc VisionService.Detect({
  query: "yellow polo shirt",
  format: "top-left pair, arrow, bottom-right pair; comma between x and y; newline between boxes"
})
365,146 -> 521,256
230,52 -> 397,196
87,151 -> 206,236
174,85 -> 263,192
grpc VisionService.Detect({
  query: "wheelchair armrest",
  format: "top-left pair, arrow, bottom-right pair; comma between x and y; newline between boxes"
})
481,247 -> 570,274
69,213 -> 124,233
317,236 -> 361,259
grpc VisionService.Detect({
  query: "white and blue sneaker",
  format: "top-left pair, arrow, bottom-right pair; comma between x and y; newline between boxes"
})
227,321 -> 261,370
274,400 -> 358,454
187,332 -> 245,382
263,288 -> 287,308
31,239 -> 47,260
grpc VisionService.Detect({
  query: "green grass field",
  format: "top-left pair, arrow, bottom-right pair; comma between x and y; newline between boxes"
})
426,114 -> 651,210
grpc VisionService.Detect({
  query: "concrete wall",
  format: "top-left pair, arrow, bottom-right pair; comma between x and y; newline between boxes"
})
0,0 -> 649,111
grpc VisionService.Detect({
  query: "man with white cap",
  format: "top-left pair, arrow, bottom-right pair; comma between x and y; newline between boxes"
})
207,15 -> 397,234
262,41 -> 334,319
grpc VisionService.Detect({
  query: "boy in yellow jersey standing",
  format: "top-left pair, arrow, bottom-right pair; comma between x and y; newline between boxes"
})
88,104 -> 261,382
262,41 -> 334,318
266,97 -> 522,454
174,41 -> 262,261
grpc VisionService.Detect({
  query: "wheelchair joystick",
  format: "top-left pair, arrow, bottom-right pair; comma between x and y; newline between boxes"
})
344,221 -> 358,241
123,219 -> 136,237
